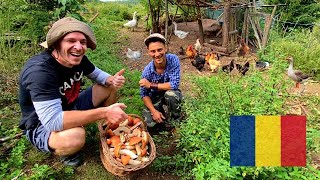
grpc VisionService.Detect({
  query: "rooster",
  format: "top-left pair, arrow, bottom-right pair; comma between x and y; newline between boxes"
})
238,39 -> 250,57
191,54 -> 205,71
208,52 -> 221,72
205,52 -> 211,65
222,60 -> 235,73
186,45 -> 196,59
235,61 -> 250,75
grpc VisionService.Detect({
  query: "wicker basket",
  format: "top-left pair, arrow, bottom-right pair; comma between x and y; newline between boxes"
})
98,114 -> 156,176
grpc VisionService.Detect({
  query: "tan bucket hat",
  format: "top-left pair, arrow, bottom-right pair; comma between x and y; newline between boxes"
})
40,17 -> 97,50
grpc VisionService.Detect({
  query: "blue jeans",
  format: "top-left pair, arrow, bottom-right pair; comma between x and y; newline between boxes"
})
25,87 -> 94,152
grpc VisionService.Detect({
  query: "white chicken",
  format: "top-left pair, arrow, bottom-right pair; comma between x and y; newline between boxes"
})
172,22 -> 189,39
123,11 -> 138,31
194,39 -> 201,52
126,48 -> 142,60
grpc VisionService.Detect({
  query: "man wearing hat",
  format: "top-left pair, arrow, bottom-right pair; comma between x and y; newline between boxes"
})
19,17 -> 128,166
139,33 -> 182,130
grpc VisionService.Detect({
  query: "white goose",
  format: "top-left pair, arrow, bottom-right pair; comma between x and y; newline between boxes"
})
124,12 -> 137,31
172,22 -> 189,39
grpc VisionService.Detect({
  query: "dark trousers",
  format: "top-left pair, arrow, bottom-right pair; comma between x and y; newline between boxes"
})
142,89 -> 182,127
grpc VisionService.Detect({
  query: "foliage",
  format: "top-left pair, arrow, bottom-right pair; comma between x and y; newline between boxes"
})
262,26 -> 320,80
171,56 -> 319,178
262,0 -> 320,27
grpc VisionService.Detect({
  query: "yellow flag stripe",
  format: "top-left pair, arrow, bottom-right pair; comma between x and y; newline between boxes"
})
255,116 -> 281,166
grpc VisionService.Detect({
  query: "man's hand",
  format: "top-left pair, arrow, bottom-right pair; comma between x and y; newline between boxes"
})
139,78 -> 151,89
151,110 -> 165,123
108,69 -> 126,88
104,103 -> 128,124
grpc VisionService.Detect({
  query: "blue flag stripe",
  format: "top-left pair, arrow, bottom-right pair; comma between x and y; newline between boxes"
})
230,116 -> 255,166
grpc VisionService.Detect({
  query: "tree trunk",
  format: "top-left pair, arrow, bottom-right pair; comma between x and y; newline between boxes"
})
222,1 -> 231,50
196,5 -> 204,43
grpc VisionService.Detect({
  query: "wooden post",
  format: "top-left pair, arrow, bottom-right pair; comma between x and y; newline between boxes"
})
222,1 -> 231,50
196,4 -> 204,43
248,15 -> 262,49
262,5 -> 277,49
241,8 -> 249,43
165,0 -> 168,41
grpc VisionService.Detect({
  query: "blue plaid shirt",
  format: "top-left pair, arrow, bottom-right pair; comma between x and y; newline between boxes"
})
140,53 -> 180,98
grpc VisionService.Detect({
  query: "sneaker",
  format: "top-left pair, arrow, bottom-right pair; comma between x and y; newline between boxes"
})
60,153 -> 83,167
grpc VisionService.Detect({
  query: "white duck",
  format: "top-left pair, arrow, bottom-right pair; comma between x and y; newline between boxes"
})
123,11 -> 137,31
172,22 -> 189,39
194,38 -> 201,52
126,48 -> 142,60
286,56 -> 310,91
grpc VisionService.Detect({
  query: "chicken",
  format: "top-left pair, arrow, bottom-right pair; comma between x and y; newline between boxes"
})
178,46 -> 185,55
123,12 -> 138,31
222,60 -> 235,73
238,39 -> 250,56
194,39 -> 201,52
235,61 -> 250,75
173,22 -> 189,39
208,52 -> 221,72
126,48 -> 142,60
205,52 -> 211,65
191,54 -> 206,71
286,56 -> 310,90
186,45 -> 196,59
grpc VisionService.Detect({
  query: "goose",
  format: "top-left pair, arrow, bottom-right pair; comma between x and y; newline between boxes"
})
172,22 -> 189,39
286,56 -> 310,91
123,12 -> 137,31
126,48 -> 141,60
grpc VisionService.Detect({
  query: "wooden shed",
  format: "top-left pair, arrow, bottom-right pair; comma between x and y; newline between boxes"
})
148,0 -> 278,54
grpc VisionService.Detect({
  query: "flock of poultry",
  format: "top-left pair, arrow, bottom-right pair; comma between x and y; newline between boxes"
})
185,38 -> 251,76
124,11 -> 191,61
123,12 -> 311,92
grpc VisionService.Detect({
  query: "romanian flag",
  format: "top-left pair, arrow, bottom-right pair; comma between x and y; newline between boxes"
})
230,115 -> 306,166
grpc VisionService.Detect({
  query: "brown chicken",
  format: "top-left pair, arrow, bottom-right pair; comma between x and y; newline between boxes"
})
208,52 -> 221,72
205,52 -> 211,65
238,39 -> 250,56
186,45 -> 197,59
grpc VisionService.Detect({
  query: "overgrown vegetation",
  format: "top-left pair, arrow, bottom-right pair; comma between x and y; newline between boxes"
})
0,0 -> 319,179
262,0 -> 320,27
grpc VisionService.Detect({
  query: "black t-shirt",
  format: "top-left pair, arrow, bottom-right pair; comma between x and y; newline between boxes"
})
18,50 -> 95,130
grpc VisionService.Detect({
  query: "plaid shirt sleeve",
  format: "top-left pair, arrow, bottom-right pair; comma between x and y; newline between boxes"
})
167,54 -> 180,90
140,63 -> 152,98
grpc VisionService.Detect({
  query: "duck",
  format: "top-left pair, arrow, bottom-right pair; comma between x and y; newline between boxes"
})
172,22 -> 189,39
123,11 -> 137,31
126,48 -> 141,60
286,56 -> 310,89
194,39 -> 201,52
255,61 -> 270,70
